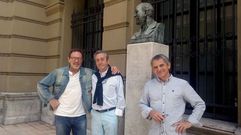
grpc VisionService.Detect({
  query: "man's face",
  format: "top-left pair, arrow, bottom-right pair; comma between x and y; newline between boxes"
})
134,4 -> 146,25
95,53 -> 109,72
68,51 -> 83,72
152,58 -> 170,81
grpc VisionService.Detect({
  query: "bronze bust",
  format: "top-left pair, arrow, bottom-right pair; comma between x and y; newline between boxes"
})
129,3 -> 165,44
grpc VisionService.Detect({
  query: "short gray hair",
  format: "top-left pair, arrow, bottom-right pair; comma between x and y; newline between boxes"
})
151,54 -> 170,66
139,3 -> 154,17
94,50 -> 109,60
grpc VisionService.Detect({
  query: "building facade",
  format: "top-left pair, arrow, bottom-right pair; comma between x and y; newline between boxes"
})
0,0 -> 240,134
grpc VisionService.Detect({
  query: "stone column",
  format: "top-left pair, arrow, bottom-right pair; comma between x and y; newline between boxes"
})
125,42 -> 169,135
237,0 -> 241,133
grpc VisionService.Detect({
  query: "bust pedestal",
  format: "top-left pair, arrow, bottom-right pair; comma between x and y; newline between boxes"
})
125,42 -> 169,135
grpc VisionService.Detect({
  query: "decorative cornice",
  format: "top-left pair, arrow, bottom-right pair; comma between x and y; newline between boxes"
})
16,0 -> 46,8
0,72 -> 48,76
47,18 -> 62,25
0,34 -> 61,42
47,36 -> 61,42
104,22 -> 129,31
45,1 -> 64,16
0,16 -> 62,26
0,53 -> 59,59
105,49 -> 127,55
0,16 -> 11,20
14,16 -> 46,25
105,0 -> 126,7
0,0 -> 46,8
0,0 -> 11,2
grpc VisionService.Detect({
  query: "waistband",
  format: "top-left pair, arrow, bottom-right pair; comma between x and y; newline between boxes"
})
94,107 -> 116,113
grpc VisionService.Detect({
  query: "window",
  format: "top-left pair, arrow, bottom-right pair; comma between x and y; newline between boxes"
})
143,0 -> 237,122
72,0 -> 104,69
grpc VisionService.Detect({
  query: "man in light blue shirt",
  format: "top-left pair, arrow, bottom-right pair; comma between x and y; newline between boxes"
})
139,54 -> 206,135
91,50 -> 125,135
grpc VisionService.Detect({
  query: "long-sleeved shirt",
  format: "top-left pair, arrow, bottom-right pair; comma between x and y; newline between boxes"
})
139,75 -> 206,135
92,70 -> 126,116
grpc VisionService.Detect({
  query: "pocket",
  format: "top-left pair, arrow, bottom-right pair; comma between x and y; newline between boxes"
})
104,81 -> 117,98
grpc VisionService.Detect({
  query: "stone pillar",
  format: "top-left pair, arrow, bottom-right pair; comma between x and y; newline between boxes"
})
238,0 -> 241,127
125,42 -> 169,135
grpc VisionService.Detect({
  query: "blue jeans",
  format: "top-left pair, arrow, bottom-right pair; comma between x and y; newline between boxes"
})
55,115 -> 86,135
91,109 -> 118,135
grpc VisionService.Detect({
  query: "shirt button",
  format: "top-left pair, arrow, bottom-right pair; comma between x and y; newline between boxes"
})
163,102 -> 165,104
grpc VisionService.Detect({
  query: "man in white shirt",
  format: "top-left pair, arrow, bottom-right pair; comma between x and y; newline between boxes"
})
139,54 -> 206,135
38,49 -> 120,135
91,50 -> 126,135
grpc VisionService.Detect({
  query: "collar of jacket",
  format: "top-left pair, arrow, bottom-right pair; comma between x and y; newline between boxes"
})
62,66 -> 87,78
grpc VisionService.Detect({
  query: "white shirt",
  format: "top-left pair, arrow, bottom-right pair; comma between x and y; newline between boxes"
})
139,75 -> 206,135
54,71 -> 85,117
92,70 -> 126,116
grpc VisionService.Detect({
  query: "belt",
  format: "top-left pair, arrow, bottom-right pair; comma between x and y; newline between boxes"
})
94,107 -> 116,113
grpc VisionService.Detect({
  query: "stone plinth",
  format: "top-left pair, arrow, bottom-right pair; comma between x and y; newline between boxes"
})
125,42 -> 169,135
41,103 -> 54,125
2,92 -> 41,125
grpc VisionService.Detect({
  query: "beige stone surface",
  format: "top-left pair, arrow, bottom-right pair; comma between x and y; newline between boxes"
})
28,0 -> 48,6
6,76 -> 43,92
0,57 -> 10,72
109,54 -> 126,75
0,2 -> 13,17
13,1 -> 47,21
45,58 -> 59,72
0,75 -> 7,92
45,12 -> 62,21
103,27 -> 128,50
11,39 -> 58,56
0,0 -> 66,93
47,22 -> 61,38
47,40 -> 60,55
8,57 -> 45,73
12,20 -> 47,39
103,1 -> 128,26
0,20 -> 12,35
0,39 -> 11,53
125,42 -> 169,135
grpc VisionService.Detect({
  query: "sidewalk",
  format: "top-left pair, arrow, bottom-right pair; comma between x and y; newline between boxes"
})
0,121 -> 55,135
0,121 -> 195,135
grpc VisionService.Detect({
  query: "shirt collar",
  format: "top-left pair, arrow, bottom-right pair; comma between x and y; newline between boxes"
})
100,68 -> 108,77
69,70 -> 80,77
156,74 -> 172,84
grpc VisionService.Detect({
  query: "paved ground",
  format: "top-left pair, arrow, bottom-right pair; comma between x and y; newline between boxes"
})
0,121 -> 196,135
0,121 -> 55,135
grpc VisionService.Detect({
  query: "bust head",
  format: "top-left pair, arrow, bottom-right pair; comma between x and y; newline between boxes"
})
129,2 -> 165,44
135,3 -> 154,26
